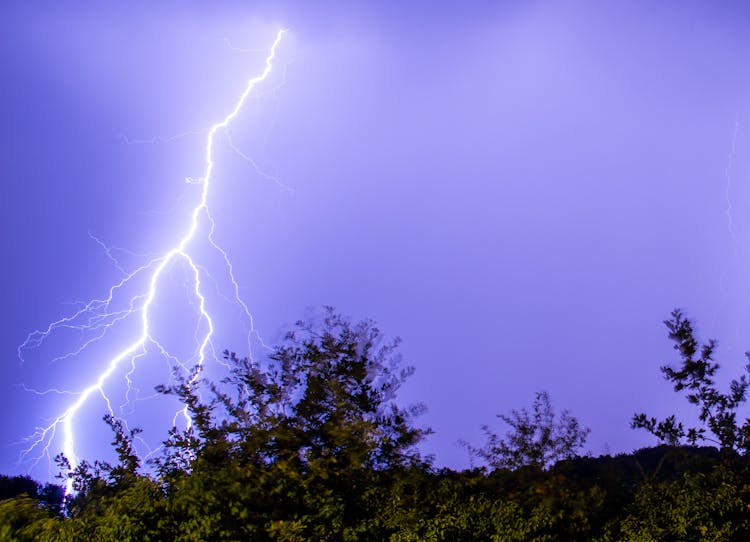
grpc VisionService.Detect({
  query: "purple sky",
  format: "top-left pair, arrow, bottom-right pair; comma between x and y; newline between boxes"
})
4,1 -> 750,482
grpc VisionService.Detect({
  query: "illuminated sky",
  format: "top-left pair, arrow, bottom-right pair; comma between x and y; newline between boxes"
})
4,1 -> 750,482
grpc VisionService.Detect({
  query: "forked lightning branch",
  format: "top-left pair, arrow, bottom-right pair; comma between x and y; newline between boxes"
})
18,29 -> 288,494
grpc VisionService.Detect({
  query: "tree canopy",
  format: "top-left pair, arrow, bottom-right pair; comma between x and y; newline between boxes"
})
3,307 -> 750,541
468,390 -> 590,470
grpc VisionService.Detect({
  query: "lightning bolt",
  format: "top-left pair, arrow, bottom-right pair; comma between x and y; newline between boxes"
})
18,29 -> 288,495
714,117 -> 742,330
724,116 -> 740,255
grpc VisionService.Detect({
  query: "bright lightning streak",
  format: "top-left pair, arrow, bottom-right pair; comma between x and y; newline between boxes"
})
19,29 -> 288,495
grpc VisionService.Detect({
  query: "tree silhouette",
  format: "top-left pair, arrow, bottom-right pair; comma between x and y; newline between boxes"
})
632,309 -> 750,453
470,391 -> 590,470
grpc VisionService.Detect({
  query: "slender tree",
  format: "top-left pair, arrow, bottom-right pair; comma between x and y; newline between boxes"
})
632,309 -> 750,453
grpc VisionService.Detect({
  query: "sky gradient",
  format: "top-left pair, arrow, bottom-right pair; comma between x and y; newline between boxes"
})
3,1 -> 750,482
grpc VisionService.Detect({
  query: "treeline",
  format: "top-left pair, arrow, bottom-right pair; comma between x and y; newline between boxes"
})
3,446 -> 750,540
2,308 -> 750,541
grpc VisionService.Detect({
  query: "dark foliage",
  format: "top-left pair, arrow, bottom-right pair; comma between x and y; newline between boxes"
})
467,390 -> 590,470
633,309 -> 750,453
0,475 -> 62,512
3,308 -> 750,540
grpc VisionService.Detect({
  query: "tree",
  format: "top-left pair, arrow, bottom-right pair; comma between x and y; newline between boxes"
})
152,307 -> 431,539
56,413 -> 145,517
0,476 -> 62,513
157,307 -> 429,470
615,466 -> 750,541
469,391 -> 590,470
0,497 -> 61,542
632,309 -> 750,453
